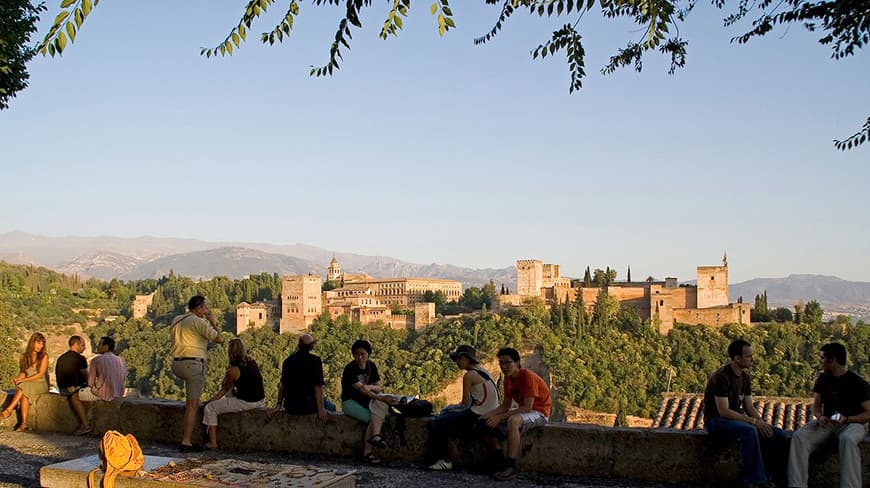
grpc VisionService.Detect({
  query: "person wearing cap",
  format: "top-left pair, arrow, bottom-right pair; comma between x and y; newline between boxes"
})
269,333 -> 336,422
480,347 -> 551,481
427,345 -> 499,471
170,295 -> 223,452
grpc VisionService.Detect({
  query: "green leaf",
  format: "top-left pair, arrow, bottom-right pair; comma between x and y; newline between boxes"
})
82,0 -> 92,16
444,17 -> 455,28
232,33 -> 240,47
66,22 -> 76,42
60,0 -> 76,7
394,15 -> 403,29
57,32 -> 68,52
54,11 -> 70,26
74,8 -> 84,27
430,1 -> 438,15
239,25 -> 247,40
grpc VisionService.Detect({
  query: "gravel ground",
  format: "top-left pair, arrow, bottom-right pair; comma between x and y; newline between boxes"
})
0,428 -> 705,488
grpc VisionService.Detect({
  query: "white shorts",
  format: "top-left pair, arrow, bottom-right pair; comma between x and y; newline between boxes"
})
77,387 -> 100,402
498,410 -> 548,435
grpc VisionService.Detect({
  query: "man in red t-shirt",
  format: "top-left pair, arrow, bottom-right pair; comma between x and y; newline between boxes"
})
480,347 -> 551,481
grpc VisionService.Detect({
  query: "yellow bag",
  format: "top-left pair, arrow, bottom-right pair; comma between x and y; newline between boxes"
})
87,430 -> 144,488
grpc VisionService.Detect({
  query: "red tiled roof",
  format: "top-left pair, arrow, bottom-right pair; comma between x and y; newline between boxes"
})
653,393 -> 814,431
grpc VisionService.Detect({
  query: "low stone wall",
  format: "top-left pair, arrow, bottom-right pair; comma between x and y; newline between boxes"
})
3,391 -> 868,486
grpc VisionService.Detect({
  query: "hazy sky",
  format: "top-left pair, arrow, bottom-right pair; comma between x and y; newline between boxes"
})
1,1 -> 868,283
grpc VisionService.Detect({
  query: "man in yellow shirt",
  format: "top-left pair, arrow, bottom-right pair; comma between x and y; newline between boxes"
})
170,295 -> 223,451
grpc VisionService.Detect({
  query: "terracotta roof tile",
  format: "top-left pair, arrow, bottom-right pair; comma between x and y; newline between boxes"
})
653,393 -> 813,431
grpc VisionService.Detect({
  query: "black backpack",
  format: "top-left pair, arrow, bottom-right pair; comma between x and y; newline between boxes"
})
391,398 -> 433,446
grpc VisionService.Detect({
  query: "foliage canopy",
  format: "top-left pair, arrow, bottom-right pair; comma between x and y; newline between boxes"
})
0,0 -> 45,109
32,0 -> 870,147
2,261 -> 869,421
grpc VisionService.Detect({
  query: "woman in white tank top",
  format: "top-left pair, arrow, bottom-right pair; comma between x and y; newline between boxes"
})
426,345 -> 500,471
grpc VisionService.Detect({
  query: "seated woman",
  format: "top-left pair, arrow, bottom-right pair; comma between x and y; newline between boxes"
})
427,345 -> 500,470
340,339 -> 396,463
202,338 -> 265,449
2,333 -> 50,431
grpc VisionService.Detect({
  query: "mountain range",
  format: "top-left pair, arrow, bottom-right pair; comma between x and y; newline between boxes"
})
0,232 -> 515,287
1,232 -> 869,310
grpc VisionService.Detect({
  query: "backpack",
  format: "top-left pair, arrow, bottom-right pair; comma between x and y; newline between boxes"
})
87,430 -> 145,488
390,398 -> 433,446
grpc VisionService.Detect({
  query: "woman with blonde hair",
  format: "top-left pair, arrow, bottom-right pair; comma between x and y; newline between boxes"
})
1,333 -> 50,431
201,338 -> 265,449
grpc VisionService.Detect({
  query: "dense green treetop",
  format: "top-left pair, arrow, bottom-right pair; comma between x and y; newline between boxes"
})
1,262 -> 867,419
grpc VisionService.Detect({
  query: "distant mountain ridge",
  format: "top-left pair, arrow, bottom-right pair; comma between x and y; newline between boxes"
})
0,232 -> 514,287
1,232 -> 868,306
729,274 -> 870,307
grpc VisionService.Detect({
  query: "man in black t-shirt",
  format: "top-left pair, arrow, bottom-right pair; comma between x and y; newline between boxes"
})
55,336 -> 90,434
788,343 -> 870,488
271,334 -> 335,422
703,339 -> 787,488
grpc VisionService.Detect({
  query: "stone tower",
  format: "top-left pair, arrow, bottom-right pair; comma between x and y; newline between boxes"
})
279,275 -> 323,333
327,255 -> 342,282
696,254 -> 729,308
516,259 -> 544,297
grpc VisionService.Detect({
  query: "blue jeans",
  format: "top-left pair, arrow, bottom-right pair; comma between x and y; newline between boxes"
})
428,408 -> 479,461
705,416 -> 787,485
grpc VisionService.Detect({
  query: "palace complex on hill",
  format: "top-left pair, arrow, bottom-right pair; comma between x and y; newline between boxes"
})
236,256 -> 455,334
495,254 -> 750,334
229,254 -> 748,335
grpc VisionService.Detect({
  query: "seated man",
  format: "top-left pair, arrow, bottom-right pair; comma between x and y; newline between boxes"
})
55,335 -> 89,435
271,334 -> 335,421
788,342 -> 870,488
427,345 -> 499,471
704,339 -> 787,488
480,347 -> 551,481
75,336 -> 127,432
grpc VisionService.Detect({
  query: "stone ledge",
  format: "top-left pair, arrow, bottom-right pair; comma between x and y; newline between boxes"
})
13,392 -> 870,487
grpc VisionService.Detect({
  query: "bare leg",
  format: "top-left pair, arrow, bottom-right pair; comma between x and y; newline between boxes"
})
506,414 -> 523,459
369,414 -> 384,439
207,425 -> 218,449
69,396 -> 89,428
181,399 -> 200,446
363,422 -> 374,456
2,390 -> 24,416
16,396 -> 30,430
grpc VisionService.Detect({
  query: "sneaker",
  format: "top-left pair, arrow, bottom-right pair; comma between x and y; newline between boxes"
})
492,466 -> 517,481
73,425 -> 92,436
364,452 -> 382,464
427,459 -> 453,471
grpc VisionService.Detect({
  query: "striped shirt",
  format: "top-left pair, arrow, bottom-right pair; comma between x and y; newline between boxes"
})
89,352 -> 127,401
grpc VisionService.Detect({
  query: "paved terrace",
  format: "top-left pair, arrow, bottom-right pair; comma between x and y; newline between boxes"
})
0,430 -> 698,488
1,392 -> 867,487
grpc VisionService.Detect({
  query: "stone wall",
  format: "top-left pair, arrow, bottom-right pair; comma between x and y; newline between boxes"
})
673,303 -> 751,328
3,391 -> 868,487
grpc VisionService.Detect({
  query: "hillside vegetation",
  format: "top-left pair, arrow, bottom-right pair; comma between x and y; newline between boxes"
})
1,262 -> 867,421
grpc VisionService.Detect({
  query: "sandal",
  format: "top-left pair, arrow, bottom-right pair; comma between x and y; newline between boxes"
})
364,452 -> 381,464
14,423 -> 28,432
367,435 -> 387,449
0,410 -> 11,420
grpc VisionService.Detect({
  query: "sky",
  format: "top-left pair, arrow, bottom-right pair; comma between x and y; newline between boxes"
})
1,1 -> 868,284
